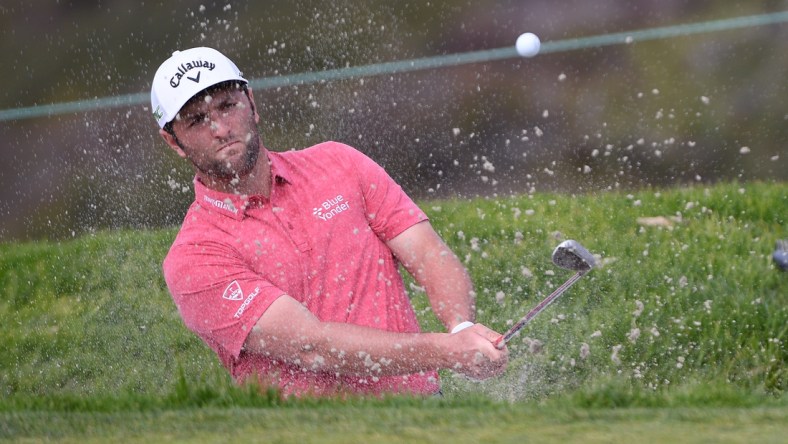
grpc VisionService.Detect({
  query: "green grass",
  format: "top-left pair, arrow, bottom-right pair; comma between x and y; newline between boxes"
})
4,404 -> 788,443
1,181 -> 786,442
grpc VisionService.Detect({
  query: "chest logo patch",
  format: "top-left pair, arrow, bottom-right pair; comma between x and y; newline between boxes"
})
222,280 -> 244,301
313,194 -> 351,221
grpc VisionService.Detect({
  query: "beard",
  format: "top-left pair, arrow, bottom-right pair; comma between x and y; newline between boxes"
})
195,132 -> 261,181
178,114 -> 262,182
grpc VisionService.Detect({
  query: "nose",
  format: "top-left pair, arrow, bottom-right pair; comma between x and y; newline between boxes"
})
208,112 -> 232,138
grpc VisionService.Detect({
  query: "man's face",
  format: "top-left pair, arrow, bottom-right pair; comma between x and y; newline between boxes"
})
167,84 -> 261,182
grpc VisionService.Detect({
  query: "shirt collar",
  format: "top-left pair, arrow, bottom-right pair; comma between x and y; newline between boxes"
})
268,150 -> 293,186
192,150 -> 293,220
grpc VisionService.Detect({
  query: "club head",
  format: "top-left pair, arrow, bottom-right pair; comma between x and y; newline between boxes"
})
552,240 -> 596,272
774,239 -> 788,271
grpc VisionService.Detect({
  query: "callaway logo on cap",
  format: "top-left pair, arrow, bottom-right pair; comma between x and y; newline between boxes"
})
150,47 -> 247,128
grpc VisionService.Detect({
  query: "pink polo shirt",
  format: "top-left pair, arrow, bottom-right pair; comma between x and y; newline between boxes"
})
163,141 -> 439,397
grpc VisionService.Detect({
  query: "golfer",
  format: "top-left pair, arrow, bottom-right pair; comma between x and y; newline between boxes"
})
151,47 -> 507,397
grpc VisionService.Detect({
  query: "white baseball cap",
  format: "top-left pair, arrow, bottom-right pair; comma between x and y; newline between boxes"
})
150,47 -> 247,128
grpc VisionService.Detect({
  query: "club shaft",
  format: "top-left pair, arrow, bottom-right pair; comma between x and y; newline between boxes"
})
498,270 -> 586,345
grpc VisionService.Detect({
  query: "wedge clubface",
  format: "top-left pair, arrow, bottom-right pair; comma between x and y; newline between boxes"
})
494,240 -> 596,348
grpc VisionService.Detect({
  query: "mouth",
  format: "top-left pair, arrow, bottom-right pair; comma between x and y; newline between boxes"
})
216,140 -> 241,153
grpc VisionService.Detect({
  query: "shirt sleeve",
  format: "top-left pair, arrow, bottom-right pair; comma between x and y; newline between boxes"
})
163,235 -> 285,360
334,143 -> 428,241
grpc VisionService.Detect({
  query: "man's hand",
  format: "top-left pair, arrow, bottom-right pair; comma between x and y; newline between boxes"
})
443,323 -> 508,380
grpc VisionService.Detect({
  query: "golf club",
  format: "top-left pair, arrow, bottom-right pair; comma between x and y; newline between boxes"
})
493,240 -> 596,349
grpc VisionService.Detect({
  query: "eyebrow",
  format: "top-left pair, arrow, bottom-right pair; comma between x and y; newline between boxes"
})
181,91 -> 242,122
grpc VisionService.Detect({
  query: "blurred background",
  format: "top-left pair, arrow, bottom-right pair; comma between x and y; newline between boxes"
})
1,0 -> 786,242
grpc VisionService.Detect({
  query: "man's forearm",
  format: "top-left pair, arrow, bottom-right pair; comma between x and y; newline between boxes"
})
246,295 -> 450,377
421,257 -> 476,330
245,294 -> 507,381
386,221 -> 477,331
293,323 -> 449,377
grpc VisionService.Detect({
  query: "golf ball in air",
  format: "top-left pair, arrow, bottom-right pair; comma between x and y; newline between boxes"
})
515,32 -> 541,57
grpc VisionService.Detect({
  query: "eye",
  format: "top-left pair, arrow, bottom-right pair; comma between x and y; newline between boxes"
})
187,113 -> 207,127
221,100 -> 239,110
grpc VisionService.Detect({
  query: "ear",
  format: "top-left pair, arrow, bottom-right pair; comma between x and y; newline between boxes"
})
159,128 -> 188,159
246,87 -> 260,124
